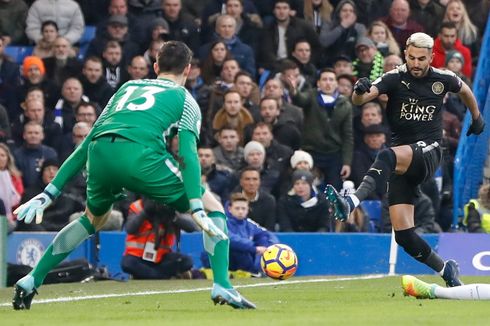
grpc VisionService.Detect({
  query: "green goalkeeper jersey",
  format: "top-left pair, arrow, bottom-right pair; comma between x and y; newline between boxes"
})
93,78 -> 201,154
51,78 -> 204,201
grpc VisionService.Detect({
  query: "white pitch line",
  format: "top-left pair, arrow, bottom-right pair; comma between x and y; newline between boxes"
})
0,274 -> 388,307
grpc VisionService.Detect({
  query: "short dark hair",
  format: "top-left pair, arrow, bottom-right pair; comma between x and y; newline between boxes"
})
157,41 -> 193,75
317,67 -> 336,80
234,70 -> 253,83
239,166 -> 261,177
440,21 -> 458,32
229,192 -> 249,205
253,122 -> 273,133
259,96 -> 279,107
75,101 -> 98,115
41,20 -> 58,32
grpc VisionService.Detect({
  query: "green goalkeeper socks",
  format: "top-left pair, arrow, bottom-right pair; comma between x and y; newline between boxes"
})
206,211 -> 232,289
30,215 -> 95,288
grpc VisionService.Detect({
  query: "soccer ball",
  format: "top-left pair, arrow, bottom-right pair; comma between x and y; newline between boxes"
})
260,244 -> 298,280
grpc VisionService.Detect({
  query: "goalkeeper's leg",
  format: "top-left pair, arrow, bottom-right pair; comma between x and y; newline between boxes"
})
13,208 -> 110,310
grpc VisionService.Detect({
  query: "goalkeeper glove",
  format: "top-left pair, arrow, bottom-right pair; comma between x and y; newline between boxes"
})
189,199 -> 228,241
353,77 -> 372,95
14,183 -> 60,224
466,114 -> 485,136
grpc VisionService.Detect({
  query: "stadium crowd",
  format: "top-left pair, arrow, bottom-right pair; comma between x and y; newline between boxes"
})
0,0 -> 488,238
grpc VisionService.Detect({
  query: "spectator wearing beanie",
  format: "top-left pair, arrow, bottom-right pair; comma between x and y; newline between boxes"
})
277,170 -> 333,232
14,56 -> 59,113
243,140 -> 280,195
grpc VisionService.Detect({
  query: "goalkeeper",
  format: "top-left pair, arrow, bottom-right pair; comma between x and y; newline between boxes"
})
12,41 -> 255,310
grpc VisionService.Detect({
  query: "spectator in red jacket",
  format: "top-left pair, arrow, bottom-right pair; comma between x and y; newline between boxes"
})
432,22 -> 472,79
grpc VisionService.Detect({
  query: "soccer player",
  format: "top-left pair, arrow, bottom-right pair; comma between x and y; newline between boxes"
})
325,32 -> 485,287
12,41 -> 255,310
402,275 -> 490,300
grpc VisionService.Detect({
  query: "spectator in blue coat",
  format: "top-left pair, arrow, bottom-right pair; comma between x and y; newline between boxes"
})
226,192 -> 278,274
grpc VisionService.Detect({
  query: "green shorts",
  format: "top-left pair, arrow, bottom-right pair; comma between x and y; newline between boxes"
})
86,135 -> 194,216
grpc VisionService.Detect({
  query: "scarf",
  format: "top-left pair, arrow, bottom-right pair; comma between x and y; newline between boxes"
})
317,90 -> 339,112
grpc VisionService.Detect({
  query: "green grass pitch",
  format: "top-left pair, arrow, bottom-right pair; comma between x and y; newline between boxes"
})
1,275 -> 490,325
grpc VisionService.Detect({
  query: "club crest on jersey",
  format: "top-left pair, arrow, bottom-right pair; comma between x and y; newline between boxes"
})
431,82 -> 444,95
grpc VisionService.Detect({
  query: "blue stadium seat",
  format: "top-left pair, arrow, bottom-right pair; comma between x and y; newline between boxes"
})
4,46 -> 34,64
79,25 -> 96,45
360,200 -> 382,232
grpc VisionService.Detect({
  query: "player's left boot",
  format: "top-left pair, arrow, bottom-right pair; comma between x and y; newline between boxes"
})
211,283 -> 256,309
401,275 -> 436,299
442,259 -> 463,287
324,185 -> 350,222
12,275 -> 38,310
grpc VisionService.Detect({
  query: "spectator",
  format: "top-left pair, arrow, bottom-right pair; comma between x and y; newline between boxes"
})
409,0 -> 445,38
302,0 -> 333,35
199,15 -> 256,77
102,40 -> 129,90
381,0 -> 424,50
199,146 -> 234,203
224,0 -> 262,58
353,101 -> 385,148
353,0 -> 392,27
53,77 -> 88,135
0,143 -> 23,226
251,122 -> 292,173
233,71 -> 260,120
0,103 -> 10,142
212,89 -> 254,144
0,36 -> 21,111
13,121 -> 58,188
96,0 -> 143,47
80,56 -> 114,109
243,140 -> 280,195
383,54 -> 403,72
353,37 -> 385,82
464,184 -> 490,233
442,0 -> 479,54
121,198 -> 194,279
86,15 -> 140,66
253,96 -> 301,150
367,20 -> 401,57
277,169 -> 333,232
224,192 -> 278,274
337,73 -> 355,99
33,21 -> 59,59
350,124 -> 387,199
185,60 -> 211,141
432,22 -> 472,79
11,98 -> 62,152
235,166 -> 276,230
43,36 -> 82,88
127,55 -> 149,81
59,121 -> 91,162
258,0 -> 320,71
206,58 -> 241,128
200,0 -> 258,33
74,101 -> 98,127
17,158 -> 83,231
213,126 -> 244,171
15,56 -> 59,116
319,0 -> 367,64
144,17 -> 170,52
25,0 -> 85,45
162,0 -> 201,53
262,78 -> 304,132
200,40 -> 232,85
0,0 -> 28,45
291,68 -> 353,190
332,54 -> 354,76
444,50 -> 467,82
274,59 -> 310,93
290,39 -> 318,87
143,39 -> 164,79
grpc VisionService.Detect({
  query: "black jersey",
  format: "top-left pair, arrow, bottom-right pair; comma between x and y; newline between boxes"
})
373,64 -> 462,146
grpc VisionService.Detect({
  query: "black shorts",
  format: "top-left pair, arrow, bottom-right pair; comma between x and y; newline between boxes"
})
388,140 -> 442,206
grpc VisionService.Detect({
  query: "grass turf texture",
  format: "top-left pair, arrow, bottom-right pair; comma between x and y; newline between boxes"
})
1,275 -> 490,325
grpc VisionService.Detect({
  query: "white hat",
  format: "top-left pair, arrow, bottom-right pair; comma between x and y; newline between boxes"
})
243,141 -> 265,158
290,150 -> 314,169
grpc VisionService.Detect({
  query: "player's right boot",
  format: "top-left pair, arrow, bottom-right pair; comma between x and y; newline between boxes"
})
401,275 -> 436,299
442,259 -> 463,287
211,283 -> 256,309
324,185 -> 351,222
12,275 -> 38,310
